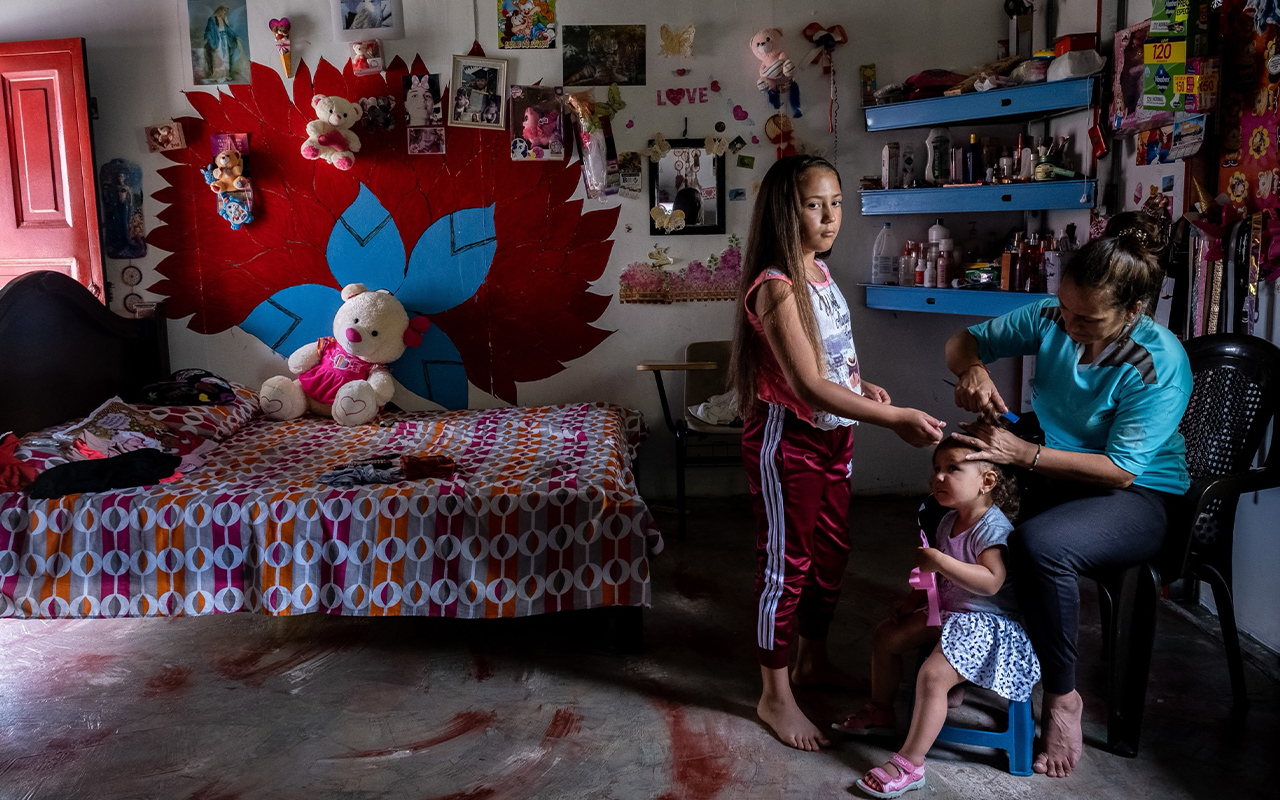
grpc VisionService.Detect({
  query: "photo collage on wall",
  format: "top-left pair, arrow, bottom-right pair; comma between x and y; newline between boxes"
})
451,56 -> 508,129
404,74 -> 445,154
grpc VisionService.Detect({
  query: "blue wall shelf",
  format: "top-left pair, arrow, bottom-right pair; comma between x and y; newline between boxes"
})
861,179 -> 1095,215
863,285 -> 1052,317
864,78 -> 1096,131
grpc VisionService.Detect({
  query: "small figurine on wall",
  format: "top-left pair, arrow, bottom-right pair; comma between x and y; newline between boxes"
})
350,39 -> 383,76
750,28 -> 801,118
301,94 -> 363,170
269,17 -> 292,78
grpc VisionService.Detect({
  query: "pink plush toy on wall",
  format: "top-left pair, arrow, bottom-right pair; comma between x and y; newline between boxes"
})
750,28 -> 801,118
522,107 -> 559,149
301,94 -> 363,170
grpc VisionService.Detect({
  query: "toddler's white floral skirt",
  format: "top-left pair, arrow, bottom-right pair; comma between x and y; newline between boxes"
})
940,610 -> 1041,702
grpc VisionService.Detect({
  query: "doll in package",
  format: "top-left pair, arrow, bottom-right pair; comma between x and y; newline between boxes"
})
508,85 -> 565,161
567,90 -> 619,198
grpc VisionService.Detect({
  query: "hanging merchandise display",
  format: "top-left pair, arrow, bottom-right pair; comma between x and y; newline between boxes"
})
801,23 -> 847,137
301,95 -> 363,170
201,133 -> 253,230
99,159 -> 147,259
269,17 -> 292,77
750,28 -> 801,117
509,84 -> 565,161
659,23 -> 695,59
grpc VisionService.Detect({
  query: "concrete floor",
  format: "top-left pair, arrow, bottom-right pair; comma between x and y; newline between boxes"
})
1,496 -> 1276,800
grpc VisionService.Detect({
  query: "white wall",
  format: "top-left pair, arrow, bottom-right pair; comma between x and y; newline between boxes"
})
0,0 -> 1018,501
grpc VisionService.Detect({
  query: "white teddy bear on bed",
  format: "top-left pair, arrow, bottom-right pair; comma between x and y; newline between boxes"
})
259,283 -> 431,426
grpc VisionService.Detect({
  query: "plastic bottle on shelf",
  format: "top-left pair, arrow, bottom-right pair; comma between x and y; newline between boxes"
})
899,240 -> 917,286
936,247 -> 951,289
872,222 -> 897,285
914,243 -> 927,287
923,243 -> 939,288
928,218 -> 950,244
924,128 -> 952,185
1042,233 -> 1061,294
963,134 -> 985,183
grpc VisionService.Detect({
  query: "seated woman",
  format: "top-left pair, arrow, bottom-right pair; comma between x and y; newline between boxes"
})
942,212 -> 1191,778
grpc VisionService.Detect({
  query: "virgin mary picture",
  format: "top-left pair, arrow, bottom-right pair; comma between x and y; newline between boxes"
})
189,0 -> 251,85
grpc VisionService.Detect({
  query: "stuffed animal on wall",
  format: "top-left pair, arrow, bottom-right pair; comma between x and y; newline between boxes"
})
301,94 -> 363,170
259,283 -> 431,426
522,106 -> 559,148
750,28 -> 802,118
204,149 -> 249,193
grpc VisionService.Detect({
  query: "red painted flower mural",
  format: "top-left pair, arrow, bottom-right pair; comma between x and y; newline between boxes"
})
148,57 -> 618,407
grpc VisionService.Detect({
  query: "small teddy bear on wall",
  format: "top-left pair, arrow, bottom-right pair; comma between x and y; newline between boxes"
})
301,94 -> 363,170
258,283 -> 431,427
750,28 -> 802,118
203,149 -> 249,193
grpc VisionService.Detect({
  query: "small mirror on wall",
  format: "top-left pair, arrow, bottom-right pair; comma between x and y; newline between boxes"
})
649,138 -> 726,236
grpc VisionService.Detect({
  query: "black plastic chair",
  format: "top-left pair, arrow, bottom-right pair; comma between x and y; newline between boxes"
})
637,341 -> 742,537
1098,332 -> 1280,756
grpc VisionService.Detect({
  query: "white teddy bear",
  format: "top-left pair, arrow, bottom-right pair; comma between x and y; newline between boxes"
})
259,284 -> 431,426
301,94 -> 363,170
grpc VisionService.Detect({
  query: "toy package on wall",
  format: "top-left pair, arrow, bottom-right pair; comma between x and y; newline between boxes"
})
509,85 -> 564,161
350,39 -> 384,75
568,90 -> 619,198
497,0 -> 556,50
202,133 -> 253,230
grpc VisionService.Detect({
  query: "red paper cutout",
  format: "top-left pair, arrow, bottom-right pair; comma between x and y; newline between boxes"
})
149,57 -> 617,404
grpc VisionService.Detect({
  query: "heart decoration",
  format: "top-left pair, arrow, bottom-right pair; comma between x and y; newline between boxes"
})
675,68 -> 688,76
625,119 -> 634,128
261,397 -> 284,414
339,396 -> 368,416
732,105 -> 749,121
710,80 -> 721,92
751,135 -> 760,144
666,89 -> 685,105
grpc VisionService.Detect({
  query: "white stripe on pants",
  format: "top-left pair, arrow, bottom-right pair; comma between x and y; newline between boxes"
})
757,402 -> 787,651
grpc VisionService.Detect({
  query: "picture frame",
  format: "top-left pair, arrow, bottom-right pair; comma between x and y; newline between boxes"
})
449,55 -> 508,130
332,0 -> 405,43
648,138 -> 726,236
183,0 -> 252,87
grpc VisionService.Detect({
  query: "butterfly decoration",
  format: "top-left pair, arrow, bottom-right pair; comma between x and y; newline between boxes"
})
704,136 -> 729,157
572,84 -> 626,134
659,23 -> 696,59
648,244 -> 674,267
597,83 -> 626,119
650,206 -> 686,234
644,132 -> 672,162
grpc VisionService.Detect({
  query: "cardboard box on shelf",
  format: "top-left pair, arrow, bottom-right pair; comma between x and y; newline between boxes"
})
1143,49 -> 1219,113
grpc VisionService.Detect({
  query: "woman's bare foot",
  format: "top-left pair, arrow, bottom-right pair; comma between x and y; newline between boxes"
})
759,664 -> 828,751
791,635 -> 871,692
757,694 -> 829,750
1034,690 -> 1083,778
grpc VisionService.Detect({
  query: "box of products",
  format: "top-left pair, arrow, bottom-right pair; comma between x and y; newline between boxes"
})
1150,0 -> 1210,39
1143,54 -> 1218,113
1054,32 -> 1098,57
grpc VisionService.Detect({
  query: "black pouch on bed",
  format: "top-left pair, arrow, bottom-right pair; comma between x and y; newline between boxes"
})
131,369 -> 236,406
28,449 -> 182,499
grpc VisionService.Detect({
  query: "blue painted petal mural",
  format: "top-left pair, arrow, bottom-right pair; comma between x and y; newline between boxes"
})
240,284 -> 342,357
390,326 -> 469,410
399,205 -> 496,314
327,185 -> 407,292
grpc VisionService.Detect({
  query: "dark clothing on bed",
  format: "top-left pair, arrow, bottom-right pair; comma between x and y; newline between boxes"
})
28,449 -> 181,499
320,453 -> 459,487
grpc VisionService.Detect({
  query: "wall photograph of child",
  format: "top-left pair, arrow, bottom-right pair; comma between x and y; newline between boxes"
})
449,56 -> 507,129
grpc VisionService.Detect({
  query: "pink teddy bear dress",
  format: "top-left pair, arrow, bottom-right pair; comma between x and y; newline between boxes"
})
298,337 -> 385,405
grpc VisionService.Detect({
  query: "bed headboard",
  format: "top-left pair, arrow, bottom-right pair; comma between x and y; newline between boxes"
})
0,271 -> 169,435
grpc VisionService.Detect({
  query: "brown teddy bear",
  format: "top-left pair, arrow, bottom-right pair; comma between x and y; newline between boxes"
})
206,149 -> 249,193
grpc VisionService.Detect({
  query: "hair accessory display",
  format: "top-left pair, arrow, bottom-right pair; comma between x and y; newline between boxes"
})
659,23 -> 695,58
801,23 -> 848,138
269,17 -> 292,78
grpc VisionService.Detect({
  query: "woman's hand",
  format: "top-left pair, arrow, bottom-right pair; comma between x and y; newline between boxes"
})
890,408 -> 946,448
861,379 -> 891,405
950,420 -> 1037,467
954,364 -> 1009,420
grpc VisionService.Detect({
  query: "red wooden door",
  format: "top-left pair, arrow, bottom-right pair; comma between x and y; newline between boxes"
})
0,38 -> 102,297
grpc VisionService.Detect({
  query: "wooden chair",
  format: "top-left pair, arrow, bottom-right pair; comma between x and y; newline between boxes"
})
637,341 -> 743,537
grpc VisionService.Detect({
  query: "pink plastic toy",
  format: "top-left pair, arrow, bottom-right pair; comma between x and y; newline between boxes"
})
908,529 -> 942,627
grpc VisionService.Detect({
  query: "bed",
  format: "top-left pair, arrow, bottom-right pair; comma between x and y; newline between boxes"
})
0,272 -> 660,635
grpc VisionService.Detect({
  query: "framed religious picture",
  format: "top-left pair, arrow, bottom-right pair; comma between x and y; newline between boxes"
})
332,0 -> 405,43
449,55 -> 508,130
185,0 -> 252,86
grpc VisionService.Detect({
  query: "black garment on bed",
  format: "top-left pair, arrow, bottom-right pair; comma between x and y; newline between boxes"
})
130,368 -> 236,405
28,449 -> 181,499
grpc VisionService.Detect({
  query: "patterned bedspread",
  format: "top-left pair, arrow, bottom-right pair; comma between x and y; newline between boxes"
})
0,404 -> 659,620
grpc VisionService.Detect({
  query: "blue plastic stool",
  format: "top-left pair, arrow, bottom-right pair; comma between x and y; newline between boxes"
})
935,697 -> 1035,776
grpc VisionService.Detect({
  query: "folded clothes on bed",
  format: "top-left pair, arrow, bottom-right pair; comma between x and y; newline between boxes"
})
27,449 -> 182,499
320,453 -> 460,487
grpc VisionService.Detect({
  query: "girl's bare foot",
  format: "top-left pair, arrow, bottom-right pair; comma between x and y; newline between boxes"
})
757,694 -> 829,751
1034,690 -> 1083,778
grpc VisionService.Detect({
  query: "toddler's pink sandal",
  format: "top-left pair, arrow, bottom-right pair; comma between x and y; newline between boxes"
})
832,703 -> 895,736
856,753 -> 926,799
